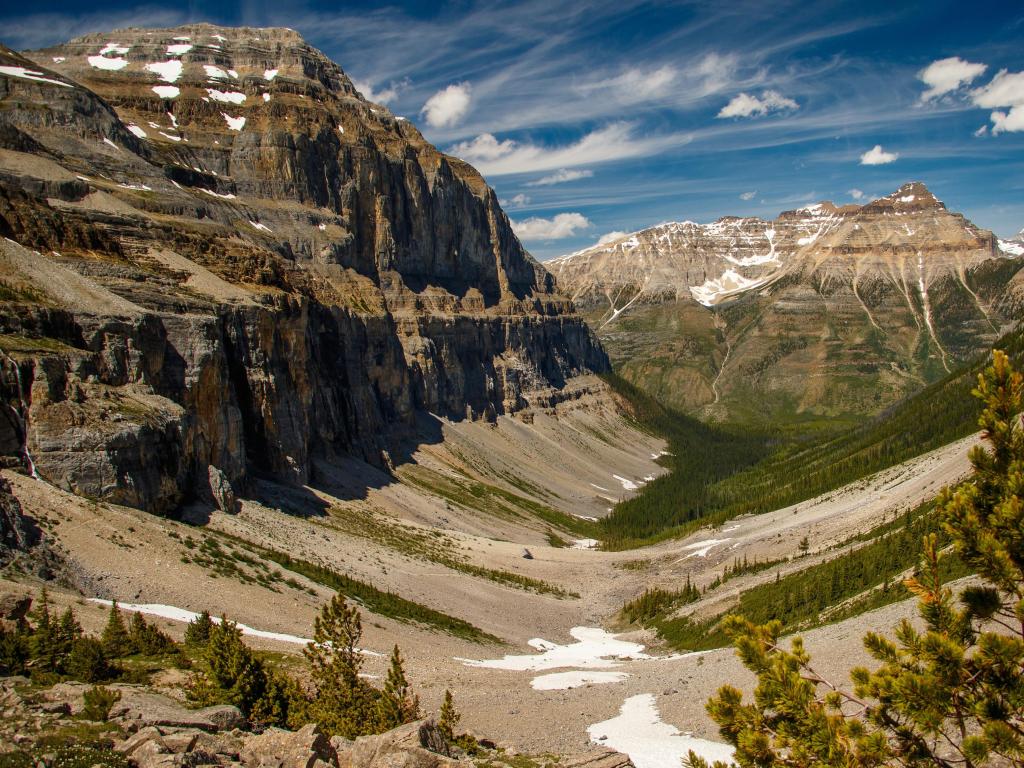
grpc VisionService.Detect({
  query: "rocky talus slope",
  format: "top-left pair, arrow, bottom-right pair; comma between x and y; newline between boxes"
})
0,25 -> 607,514
549,183 -> 1023,420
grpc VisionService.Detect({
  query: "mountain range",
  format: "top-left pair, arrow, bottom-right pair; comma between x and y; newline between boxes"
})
0,21 -> 1022,768
549,182 -> 1024,423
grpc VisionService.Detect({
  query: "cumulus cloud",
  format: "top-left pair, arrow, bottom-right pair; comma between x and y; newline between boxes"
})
450,122 -> 686,176
848,188 -> 865,200
350,77 -> 409,105
717,90 -> 798,119
526,169 -> 594,187
859,145 -> 899,165
970,69 -> 1024,108
421,82 -> 472,128
739,190 -> 757,200
511,212 -> 591,240
596,231 -> 629,246
500,193 -> 531,209
918,57 -> 987,101
970,69 -> 1024,134
990,108 -> 1024,135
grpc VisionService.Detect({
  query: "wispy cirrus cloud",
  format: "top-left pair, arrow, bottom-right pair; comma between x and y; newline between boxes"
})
526,169 -> 594,186
3,7 -> 194,49
450,123 -> 690,176
499,193 -> 532,209
350,77 -> 410,106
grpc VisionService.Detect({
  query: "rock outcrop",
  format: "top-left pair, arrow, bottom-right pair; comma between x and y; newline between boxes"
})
0,477 -> 28,559
550,183 -> 1023,419
0,26 -> 608,513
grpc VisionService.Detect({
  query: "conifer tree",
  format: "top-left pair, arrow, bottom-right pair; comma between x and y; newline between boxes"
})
691,350 -> 1024,768
438,689 -> 460,744
28,588 -> 57,671
189,616 -> 291,726
303,593 -> 378,738
184,610 -> 214,648
101,601 -> 132,658
128,611 -> 173,656
378,644 -> 420,729
67,636 -> 112,683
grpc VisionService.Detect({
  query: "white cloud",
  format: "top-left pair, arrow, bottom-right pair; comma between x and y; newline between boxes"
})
970,70 -> 1024,134
511,212 -> 591,240
990,108 -> 1024,135
421,82 -> 472,128
974,124 -> 989,137
691,53 -> 740,97
717,90 -> 798,119
450,122 -> 687,176
848,188 -> 865,200
596,231 -> 629,246
351,77 -> 409,105
526,169 -> 594,187
739,190 -> 757,200
970,69 -> 1024,108
583,65 -> 678,102
500,193 -> 531,209
918,57 -> 987,101
859,144 -> 898,165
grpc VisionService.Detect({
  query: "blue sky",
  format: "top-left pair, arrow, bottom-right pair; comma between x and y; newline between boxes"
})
4,0 -> 1023,259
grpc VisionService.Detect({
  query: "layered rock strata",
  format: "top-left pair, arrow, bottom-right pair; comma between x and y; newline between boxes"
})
550,183 -> 1023,417
0,26 -> 607,513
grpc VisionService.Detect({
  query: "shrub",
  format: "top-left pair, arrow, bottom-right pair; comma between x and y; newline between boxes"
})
81,686 -> 121,722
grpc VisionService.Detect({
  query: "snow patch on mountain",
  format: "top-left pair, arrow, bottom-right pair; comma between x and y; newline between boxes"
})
690,269 -> 771,306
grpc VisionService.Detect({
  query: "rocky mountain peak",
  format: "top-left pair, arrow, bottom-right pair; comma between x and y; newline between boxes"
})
548,181 -> 1022,420
0,24 -> 609,514
861,181 -> 944,214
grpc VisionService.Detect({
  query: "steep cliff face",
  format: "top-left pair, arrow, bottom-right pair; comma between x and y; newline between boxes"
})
0,26 -> 607,513
550,183 -> 1022,422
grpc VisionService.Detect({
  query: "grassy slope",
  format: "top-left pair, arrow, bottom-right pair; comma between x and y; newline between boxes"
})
628,500 -> 970,652
600,325 -> 1023,549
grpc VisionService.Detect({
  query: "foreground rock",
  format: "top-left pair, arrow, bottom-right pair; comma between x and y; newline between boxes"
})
1,676 -> 635,768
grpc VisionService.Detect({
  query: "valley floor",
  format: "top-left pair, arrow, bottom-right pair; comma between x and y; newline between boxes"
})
0,379 -> 981,763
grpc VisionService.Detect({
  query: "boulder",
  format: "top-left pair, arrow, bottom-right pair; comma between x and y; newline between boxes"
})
560,748 -> 635,768
341,720 -> 461,768
239,723 -> 336,768
132,738 -> 186,768
0,591 -> 31,621
116,726 -> 168,756
110,690 -> 218,731
197,704 -> 247,731
0,478 -> 29,559
206,465 -> 241,514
